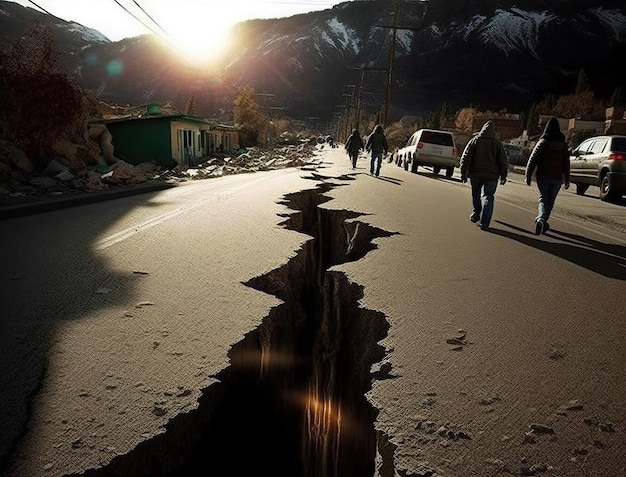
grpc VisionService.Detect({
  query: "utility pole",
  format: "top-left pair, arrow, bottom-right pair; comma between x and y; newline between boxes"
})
255,93 -> 275,116
343,84 -> 356,140
256,92 -> 275,145
378,0 -> 430,126
384,0 -> 401,127
355,68 -> 365,129
351,66 -> 387,130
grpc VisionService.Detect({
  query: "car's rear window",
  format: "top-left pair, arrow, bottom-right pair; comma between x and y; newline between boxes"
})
611,137 -> 626,153
420,131 -> 454,147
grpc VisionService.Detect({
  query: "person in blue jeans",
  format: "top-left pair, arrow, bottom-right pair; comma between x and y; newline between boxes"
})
459,120 -> 508,230
525,116 -> 570,235
365,124 -> 388,177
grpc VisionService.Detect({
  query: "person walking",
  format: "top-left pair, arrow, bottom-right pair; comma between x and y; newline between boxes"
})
365,124 -> 388,177
459,120 -> 508,230
345,128 -> 364,168
525,116 -> 570,235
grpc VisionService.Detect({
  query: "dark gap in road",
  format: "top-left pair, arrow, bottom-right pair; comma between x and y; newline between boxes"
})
69,180 -> 397,477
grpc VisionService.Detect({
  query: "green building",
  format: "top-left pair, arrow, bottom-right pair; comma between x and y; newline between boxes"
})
102,113 -> 240,167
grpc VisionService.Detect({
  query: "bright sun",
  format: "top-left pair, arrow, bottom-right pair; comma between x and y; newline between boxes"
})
170,23 -> 234,63
158,7 -> 238,64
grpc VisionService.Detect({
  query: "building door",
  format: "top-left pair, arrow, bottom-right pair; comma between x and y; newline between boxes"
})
180,129 -> 193,165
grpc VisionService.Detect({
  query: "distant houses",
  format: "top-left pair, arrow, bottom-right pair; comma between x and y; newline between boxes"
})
444,106 -> 626,154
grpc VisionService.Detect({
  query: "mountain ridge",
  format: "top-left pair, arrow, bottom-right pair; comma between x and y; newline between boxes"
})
1,0 -> 625,123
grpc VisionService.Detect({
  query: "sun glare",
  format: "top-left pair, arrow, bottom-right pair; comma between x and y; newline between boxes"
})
159,7 -> 238,64
171,24 -> 234,63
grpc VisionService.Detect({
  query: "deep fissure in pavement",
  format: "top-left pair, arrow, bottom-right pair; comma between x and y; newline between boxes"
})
71,180 -> 396,477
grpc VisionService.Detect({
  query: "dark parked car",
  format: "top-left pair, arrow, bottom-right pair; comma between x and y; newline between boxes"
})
569,135 -> 626,201
503,143 -> 524,166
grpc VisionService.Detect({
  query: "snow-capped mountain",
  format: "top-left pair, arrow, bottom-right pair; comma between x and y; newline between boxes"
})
0,1 -> 110,55
2,0 -> 625,122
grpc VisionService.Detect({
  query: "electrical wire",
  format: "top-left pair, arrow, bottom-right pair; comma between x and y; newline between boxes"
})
20,0 -> 336,107
110,0 -> 170,42
21,0 -> 53,16
129,0 -> 171,37
109,0 -> 209,63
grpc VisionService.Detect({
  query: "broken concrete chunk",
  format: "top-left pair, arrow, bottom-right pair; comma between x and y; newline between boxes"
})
530,423 -> 555,434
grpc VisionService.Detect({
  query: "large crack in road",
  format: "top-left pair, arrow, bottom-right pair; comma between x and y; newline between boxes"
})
67,178 -> 398,477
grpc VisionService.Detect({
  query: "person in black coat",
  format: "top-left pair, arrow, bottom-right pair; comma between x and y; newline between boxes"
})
345,129 -> 364,168
525,116 -> 570,235
365,124 -> 388,176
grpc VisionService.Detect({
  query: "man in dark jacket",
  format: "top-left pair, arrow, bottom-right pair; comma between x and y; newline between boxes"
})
525,116 -> 570,235
459,120 -> 508,230
345,129 -> 364,168
365,124 -> 388,177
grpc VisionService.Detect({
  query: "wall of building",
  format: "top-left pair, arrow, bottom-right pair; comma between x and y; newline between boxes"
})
106,118 -> 173,167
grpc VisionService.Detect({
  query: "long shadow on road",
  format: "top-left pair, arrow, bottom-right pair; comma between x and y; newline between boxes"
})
0,189 -> 172,472
490,220 -> 626,280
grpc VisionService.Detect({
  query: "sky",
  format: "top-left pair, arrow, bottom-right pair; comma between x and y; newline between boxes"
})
8,0 -> 346,60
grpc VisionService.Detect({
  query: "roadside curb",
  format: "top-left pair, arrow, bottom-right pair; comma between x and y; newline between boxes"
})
0,180 -> 177,220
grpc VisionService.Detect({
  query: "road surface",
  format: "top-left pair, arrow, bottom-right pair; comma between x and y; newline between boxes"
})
1,147 -> 625,477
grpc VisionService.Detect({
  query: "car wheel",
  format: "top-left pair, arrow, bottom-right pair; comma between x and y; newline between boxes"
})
433,166 -> 441,174
599,174 -> 619,202
445,166 -> 454,178
575,183 -> 590,195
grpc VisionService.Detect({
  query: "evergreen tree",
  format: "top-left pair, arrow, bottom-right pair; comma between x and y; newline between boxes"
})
185,93 -> 197,115
609,87 -> 623,107
574,68 -> 589,94
439,101 -> 452,125
526,103 -> 540,135
233,85 -> 268,147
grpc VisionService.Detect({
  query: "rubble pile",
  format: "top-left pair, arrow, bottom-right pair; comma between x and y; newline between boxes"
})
178,142 -> 319,180
0,140 -> 320,206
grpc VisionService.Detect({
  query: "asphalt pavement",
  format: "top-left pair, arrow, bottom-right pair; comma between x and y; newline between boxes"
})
2,152 -> 625,477
0,180 -> 177,220
0,166 -> 528,221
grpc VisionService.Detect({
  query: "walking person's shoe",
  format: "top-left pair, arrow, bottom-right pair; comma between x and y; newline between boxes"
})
542,222 -> 550,234
534,220 -> 545,235
470,213 -> 480,223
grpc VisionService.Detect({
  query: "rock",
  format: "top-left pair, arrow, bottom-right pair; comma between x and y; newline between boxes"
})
51,137 -> 79,162
529,423 -> 555,434
55,170 -> 75,181
28,176 -> 59,188
0,140 -> 34,173
0,141 -> 319,205
42,158 -> 69,176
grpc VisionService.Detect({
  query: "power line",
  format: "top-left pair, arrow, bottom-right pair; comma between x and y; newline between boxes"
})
109,0 -> 200,61
110,0 -> 169,41
129,0 -> 171,38
114,1 -> 263,108
23,0 -> 175,52
22,0 -> 53,16
20,0 -> 296,112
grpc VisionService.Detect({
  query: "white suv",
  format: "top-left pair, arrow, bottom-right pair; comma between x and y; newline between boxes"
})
394,129 -> 459,178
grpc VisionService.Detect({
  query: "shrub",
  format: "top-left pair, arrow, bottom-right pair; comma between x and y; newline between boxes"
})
0,23 -> 86,166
